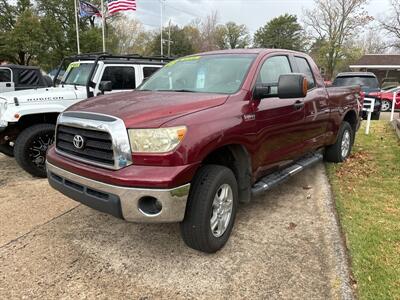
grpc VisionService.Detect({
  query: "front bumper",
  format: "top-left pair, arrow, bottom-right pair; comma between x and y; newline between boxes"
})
47,162 -> 190,223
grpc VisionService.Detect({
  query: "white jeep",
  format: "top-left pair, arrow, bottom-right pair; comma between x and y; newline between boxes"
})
0,53 -> 168,177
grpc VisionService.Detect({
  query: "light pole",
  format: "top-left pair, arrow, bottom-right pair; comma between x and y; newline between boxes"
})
160,0 -> 165,56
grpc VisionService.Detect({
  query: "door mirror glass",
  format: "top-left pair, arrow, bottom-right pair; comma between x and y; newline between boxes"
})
278,74 -> 308,98
99,81 -> 112,93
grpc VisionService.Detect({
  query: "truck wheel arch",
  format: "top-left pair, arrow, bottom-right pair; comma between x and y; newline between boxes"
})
201,144 -> 252,203
342,110 -> 358,144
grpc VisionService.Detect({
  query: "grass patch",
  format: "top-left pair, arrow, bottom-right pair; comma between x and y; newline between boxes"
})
326,121 -> 400,300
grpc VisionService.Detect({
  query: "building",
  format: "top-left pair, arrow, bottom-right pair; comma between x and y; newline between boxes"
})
349,54 -> 400,85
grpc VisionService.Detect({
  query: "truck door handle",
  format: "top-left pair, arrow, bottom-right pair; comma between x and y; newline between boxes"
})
6,83 -> 11,87
293,100 -> 304,110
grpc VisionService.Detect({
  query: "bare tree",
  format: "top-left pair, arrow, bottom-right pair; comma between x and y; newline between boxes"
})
200,11 -> 219,51
379,0 -> 400,49
304,0 -> 372,78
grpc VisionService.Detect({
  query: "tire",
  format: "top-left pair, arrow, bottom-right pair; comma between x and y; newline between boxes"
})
325,121 -> 353,163
371,111 -> 380,120
381,100 -> 391,112
14,123 -> 55,178
180,165 -> 238,253
0,144 -> 14,157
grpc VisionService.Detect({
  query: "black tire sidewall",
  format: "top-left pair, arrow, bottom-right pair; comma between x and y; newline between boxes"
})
0,144 -> 14,157
180,165 -> 238,253
14,124 -> 55,178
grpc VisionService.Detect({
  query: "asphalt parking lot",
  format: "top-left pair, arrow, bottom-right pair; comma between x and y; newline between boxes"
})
0,154 -> 353,299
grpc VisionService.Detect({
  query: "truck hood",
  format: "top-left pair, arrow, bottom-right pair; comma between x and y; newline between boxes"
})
69,91 -> 229,128
0,85 -> 80,104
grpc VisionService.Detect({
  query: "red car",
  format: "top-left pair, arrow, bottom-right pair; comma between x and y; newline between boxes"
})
46,49 -> 362,253
369,87 -> 400,112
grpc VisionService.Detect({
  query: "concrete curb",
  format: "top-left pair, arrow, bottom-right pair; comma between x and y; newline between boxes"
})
321,165 -> 355,300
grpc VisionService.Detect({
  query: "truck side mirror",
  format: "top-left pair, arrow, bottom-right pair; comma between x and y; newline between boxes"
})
99,81 -> 112,93
253,84 -> 271,100
278,74 -> 308,98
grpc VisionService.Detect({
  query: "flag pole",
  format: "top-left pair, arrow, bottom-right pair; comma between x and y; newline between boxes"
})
101,0 -> 106,52
74,0 -> 81,54
160,0 -> 164,56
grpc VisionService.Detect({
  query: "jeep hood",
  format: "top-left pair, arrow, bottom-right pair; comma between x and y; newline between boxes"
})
68,91 -> 229,128
0,85 -> 79,103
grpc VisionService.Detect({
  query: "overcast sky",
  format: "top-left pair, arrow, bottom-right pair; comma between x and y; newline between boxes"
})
131,0 -> 391,33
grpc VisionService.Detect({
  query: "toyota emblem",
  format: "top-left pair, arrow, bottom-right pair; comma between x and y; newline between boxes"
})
73,135 -> 85,149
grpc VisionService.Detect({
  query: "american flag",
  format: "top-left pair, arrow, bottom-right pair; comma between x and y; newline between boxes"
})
107,0 -> 136,14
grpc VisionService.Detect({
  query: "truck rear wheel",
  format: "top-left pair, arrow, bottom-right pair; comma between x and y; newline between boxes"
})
0,144 -> 14,157
14,124 -> 55,178
324,121 -> 353,163
381,100 -> 391,112
180,165 -> 238,253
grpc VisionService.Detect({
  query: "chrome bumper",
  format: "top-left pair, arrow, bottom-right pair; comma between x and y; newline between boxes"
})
46,162 -> 190,223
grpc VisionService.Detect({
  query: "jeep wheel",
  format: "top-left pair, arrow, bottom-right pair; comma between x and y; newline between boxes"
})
180,165 -> 238,253
324,121 -> 353,163
14,124 -> 55,178
381,100 -> 391,112
0,144 -> 14,157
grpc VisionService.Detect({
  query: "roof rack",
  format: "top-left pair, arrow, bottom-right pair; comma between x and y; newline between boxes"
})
52,52 -> 176,97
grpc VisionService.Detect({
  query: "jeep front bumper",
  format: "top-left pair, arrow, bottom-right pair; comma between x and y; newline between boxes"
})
47,162 -> 190,223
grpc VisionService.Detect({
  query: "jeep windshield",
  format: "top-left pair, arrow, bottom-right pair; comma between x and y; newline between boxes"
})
139,54 -> 256,94
62,62 -> 94,86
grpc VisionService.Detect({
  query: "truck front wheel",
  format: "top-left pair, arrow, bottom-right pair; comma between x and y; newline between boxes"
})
324,121 -> 353,163
14,124 -> 55,178
180,165 -> 238,253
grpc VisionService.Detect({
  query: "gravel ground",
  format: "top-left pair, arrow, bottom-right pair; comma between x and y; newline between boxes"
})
0,154 -> 353,299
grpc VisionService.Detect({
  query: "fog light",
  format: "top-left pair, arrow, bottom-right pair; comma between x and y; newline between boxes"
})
138,196 -> 162,216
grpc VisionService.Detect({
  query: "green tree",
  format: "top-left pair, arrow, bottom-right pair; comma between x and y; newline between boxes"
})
215,22 -> 251,49
253,14 -> 304,51
151,25 -> 195,57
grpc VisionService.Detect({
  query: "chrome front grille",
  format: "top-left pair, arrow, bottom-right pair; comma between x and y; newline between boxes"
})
55,112 -> 133,170
56,125 -> 114,166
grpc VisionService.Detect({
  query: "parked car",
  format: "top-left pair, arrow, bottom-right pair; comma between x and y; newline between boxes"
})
368,86 -> 400,112
0,65 -> 52,93
46,49 -> 362,253
333,72 -> 382,120
0,53 -> 169,176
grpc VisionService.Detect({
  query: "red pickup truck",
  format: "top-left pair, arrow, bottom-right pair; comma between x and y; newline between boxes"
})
46,49 -> 362,253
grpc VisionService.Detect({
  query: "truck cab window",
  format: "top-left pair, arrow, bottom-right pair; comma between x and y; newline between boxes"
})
101,66 -> 136,90
0,69 -> 11,82
258,56 -> 292,95
294,57 -> 315,89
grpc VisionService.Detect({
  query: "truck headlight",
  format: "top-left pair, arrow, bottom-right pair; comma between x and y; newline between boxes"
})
128,126 -> 187,153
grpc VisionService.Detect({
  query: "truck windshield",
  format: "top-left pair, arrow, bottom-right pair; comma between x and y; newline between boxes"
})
62,63 -> 94,86
139,54 -> 256,94
333,76 -> 379,89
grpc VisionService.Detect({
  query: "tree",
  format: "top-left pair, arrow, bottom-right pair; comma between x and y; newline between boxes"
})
215,22 -> 251,49
379,0 -> 400,49
304,0 -> 372,79
151,24 -> 196,57
253,14 -> 304,51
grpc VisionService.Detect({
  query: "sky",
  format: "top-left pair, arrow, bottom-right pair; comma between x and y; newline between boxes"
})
132,0 -> 391,33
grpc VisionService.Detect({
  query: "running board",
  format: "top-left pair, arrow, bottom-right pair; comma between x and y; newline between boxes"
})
251,152 -> 323,197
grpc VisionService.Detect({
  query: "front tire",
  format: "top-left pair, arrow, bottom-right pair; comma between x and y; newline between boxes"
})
180,165 -> 238,253
371,111 -> 380,120
14,124 -> 55,178
325,121 -> 353,163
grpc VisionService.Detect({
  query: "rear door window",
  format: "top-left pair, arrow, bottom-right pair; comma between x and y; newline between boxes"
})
333,76 -> 379,89
0,69 -> 11,82
294,57 -> 315,89
101,66 -> 136,90
143,67 -> 160,79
